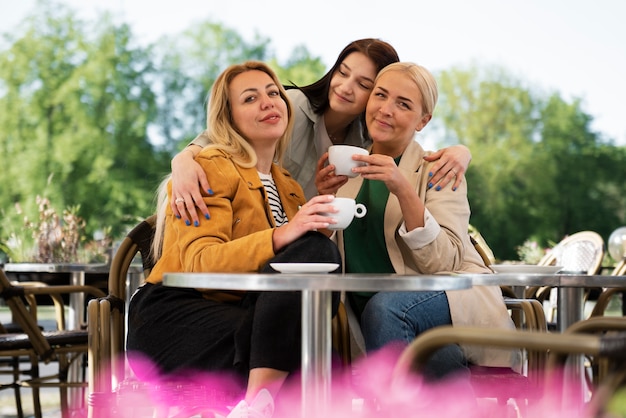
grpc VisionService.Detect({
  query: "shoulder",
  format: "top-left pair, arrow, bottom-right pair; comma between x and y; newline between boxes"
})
195,148 -> 237,174
287,89 -> 316,121
399,139 -> 426,168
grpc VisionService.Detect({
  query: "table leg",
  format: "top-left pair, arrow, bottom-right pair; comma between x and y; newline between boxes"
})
68,272 -> 86,412
557,287 -> 583,332
301,289 -> 332,418
557,287 -> 587,403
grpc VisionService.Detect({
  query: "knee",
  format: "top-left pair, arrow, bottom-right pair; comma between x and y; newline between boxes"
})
361,294 -> 399,330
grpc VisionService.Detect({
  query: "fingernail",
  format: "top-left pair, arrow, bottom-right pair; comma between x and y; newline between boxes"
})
428,172 -> 433,177
185,220 -> 191,226
205,214 -> 210,220
435,185 -> 441,191
452,187 -> 457,191
175,214 -> 181,219
207,189 -> 214,195
194,221 -> 199,227
428,182 -> 433,189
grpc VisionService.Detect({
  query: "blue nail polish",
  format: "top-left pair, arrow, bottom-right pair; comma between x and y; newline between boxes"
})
428,182 -> 433,189
194,220 -> 199,227
205,214 -> 210,220
435,185 -> 441,191
175,214 -> 181,219
185,220 -> 191,226
207,189 -> 214,195
452,187 -> 457,191
428,172 -> 433,177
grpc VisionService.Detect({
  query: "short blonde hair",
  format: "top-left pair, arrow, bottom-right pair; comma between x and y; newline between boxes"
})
376,62 -> 438,116
205,61 -> 294,168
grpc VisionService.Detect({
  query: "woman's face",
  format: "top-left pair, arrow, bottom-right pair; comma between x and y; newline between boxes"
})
327,52 -> 377,118
229,70 -> 288,146
365,70 -> 431,149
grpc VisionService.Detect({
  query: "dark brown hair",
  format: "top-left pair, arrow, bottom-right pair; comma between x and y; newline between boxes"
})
288,38 -> 400,114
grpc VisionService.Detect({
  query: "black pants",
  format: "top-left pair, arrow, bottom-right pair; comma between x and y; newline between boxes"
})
126,231 -> 341,381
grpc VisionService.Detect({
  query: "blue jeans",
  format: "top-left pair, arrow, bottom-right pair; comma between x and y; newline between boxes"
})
360,291 -> 469,380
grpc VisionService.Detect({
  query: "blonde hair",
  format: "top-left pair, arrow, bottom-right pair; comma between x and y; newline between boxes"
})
204,60 -> 294,168
151,174 -> 170,262
151,61 -> 293,261
376,62 -> 438,116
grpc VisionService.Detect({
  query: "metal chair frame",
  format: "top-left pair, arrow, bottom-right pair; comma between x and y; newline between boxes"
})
0,267 -> 105,418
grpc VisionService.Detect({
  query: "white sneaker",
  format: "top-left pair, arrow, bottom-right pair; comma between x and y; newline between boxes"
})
225,389 -> 274,418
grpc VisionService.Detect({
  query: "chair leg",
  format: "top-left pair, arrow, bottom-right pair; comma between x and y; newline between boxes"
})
10,356 -> 25,418
29,354 -> 43,418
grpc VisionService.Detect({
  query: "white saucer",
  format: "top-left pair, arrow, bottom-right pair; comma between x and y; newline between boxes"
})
270,263 -> 340,274
490,264 -> 563,274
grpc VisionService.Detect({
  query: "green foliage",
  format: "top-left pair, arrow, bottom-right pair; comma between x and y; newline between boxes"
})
437,64 -> 626,260
0,1 -> 169,242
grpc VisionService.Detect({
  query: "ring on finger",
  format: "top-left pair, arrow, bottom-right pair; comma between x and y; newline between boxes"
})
175,197 -> 185,204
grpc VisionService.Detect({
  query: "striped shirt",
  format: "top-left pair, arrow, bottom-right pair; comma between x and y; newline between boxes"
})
258,171 -> 288,226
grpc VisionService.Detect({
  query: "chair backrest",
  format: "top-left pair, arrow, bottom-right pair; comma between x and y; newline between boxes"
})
88,215 -> 156,399
108,214 -> 157,302
538,231 -> 605,274
468,227 -> 496,266
0,268 -> 54,360
611,258 -> 626,276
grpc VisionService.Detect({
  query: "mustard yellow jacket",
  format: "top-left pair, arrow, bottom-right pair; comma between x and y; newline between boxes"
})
146,148 -> 306,301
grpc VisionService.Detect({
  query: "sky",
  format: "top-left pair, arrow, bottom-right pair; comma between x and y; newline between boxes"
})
2,0 -> 625,145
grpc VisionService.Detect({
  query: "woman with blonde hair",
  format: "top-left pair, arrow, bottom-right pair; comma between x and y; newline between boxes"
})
127,61 -> 342,418
317,62 -> 518,380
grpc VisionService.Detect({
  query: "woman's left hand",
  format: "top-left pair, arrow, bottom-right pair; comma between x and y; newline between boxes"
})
422,144 -> 472,191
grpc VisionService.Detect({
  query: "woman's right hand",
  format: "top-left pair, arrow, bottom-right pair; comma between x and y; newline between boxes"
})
315,152 -> 348,196
272,194 -> 337,251
171,146 -> 212,226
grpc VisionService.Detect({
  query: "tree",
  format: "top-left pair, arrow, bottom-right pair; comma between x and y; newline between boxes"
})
0,1 -> 170,241
435,65 -> 539,259
436,64 -> 626,260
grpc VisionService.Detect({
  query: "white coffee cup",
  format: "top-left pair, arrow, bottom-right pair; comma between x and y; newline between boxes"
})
324,197 -> 367,230
328,145 -> 369,177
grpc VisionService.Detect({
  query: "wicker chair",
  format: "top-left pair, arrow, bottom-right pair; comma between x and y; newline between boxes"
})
526,231 -> 605,301
589,258 -> 626,317
0,267 -> 105,418
87,215 -> 156,418
392,320 -> 626,417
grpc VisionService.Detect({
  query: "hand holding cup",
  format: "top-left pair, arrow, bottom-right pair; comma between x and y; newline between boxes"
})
328,145 -> 369,177
322,197 -> 367,230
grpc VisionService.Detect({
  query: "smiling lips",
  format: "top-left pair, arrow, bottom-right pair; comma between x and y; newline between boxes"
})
373,117 -> 392,129
334,92 -> 352,104
261,113 -> 281,123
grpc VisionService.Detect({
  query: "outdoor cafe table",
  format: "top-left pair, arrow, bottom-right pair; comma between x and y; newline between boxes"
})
463,272 -> 626,331
3,262 -> 110,329
163,272 -> 471,417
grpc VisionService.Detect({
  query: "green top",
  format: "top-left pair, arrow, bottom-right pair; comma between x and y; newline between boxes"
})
344,156 -> 401,318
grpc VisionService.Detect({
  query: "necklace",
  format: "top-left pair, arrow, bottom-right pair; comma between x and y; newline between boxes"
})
328,129 -> 346,144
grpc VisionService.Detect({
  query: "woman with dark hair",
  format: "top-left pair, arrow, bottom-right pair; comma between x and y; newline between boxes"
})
170,39 -> 473,225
